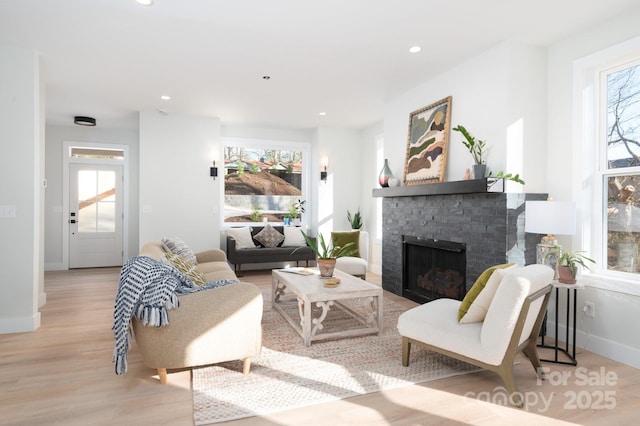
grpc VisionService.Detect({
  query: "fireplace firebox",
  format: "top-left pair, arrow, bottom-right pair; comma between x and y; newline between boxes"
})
402,235 -> 466,304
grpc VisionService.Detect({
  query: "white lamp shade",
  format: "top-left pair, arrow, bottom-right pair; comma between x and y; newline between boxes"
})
525,200 -> 576,235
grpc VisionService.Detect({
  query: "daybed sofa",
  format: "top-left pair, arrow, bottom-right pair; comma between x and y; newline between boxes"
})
226,225 -> 316,275
132,240 -> 263,384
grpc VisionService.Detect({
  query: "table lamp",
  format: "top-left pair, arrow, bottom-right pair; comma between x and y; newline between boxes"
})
525,199 -> 577,272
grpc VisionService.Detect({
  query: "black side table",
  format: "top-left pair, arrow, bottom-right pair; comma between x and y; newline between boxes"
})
538,280 -> 584,365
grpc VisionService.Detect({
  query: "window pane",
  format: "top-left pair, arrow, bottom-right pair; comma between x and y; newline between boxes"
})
70,147 -> 124,159
78,170 -> 97,232
606,64 -> 640,169
97,171 -> 116,232
78,170 -> 116,233
606,174 -> 640,273
223,147 -> 304,223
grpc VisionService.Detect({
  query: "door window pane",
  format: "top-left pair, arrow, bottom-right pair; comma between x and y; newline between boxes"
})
78,170 -> 116,233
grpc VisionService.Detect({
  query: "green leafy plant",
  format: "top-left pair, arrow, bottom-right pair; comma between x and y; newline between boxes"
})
347,208 -> 363,229
547,248 -> 595,278
286,203 -> 297,219
453,124 -> 486,165
249,162 -> 260,174
250,204 -> 261,222
299,231 -> 358,260
488,170 -> 526,185
294,199 -> 306,216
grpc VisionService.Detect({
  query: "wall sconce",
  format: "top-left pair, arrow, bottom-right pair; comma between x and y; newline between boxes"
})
320,157 -> 329,182
210,161 -> 218,180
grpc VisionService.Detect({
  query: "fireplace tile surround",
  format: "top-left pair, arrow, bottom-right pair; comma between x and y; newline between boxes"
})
377,186 -> 547,298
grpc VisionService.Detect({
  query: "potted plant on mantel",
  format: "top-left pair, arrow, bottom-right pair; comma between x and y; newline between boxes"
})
551,249 -> 595,284
452,124 -> 525,185
299,231 -> 358,277
453,124 -> 487,179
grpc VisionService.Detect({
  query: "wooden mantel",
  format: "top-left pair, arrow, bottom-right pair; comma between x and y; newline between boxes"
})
371,178 -> 504,198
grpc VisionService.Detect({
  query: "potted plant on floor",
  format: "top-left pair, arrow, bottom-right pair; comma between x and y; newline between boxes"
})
551,249 -> 595,284
299,231 -> 358,277
347,208 -> 363,230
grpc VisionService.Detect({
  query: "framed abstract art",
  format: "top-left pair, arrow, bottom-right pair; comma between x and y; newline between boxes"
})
403,96 -> 452,185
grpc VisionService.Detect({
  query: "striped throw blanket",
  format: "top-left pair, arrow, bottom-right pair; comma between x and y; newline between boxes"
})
112,255 -> 237,375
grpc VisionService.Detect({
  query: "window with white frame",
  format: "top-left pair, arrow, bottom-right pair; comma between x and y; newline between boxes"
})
600,61 -> 640,275
223,139 -> 309,224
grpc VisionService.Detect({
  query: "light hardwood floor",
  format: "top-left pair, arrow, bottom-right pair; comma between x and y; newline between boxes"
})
1,268 -> 638,425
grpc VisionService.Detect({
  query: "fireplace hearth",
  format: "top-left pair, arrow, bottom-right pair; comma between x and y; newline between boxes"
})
403,236 -> 466,304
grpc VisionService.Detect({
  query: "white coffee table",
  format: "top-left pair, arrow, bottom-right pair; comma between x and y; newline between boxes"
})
272,268 -> 383,346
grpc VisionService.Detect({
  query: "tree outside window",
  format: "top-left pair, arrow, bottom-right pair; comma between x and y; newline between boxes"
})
605,63 -> 640,274
223,146 -> 305,223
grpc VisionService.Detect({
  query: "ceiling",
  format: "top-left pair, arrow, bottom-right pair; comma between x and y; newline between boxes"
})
1,0 -> 639,130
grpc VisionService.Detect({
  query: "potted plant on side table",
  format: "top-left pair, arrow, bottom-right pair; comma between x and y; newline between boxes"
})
553,249 -> 595,284
299,231 -> 358,278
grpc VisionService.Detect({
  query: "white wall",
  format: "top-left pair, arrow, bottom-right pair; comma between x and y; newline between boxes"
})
139,111 -> 223,251
44,124 -> 139,269
314,127 -> 363,238
384,41 -> 547,193
361,121 -> 384,274
0,46 -> 43,333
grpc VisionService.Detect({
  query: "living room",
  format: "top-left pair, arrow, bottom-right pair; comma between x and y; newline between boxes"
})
2,1 -> 640,424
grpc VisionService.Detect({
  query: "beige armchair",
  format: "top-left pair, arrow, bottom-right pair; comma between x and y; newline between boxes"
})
397,264 -> 553,406
334,230 -> 369,279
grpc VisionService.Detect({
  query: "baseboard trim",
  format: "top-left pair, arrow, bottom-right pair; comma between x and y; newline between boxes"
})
45,262 -> 66,271
548,321 -> 640,369
0,313 -> 41,334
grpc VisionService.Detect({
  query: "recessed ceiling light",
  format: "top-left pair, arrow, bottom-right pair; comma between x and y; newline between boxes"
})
136,0 -> 154,6
161,95 -> 171,100
409,46 -> 422,53
319,112 -> 327,116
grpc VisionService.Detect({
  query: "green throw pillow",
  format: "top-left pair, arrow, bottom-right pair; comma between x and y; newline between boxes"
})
165,253 -> 206,286
457,263 -> 514,322
331,231 -> 360,257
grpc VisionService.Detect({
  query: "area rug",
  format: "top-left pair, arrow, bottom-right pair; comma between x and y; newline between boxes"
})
192,294 -> 478,425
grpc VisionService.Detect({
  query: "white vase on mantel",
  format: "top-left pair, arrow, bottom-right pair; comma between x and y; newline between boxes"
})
388,176 -> 400,187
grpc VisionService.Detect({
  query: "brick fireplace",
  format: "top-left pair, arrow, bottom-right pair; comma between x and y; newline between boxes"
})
373,180 -> 546,299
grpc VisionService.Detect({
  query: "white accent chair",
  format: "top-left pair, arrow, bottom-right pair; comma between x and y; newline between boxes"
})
335,230 -> 369,279
397,264 -> 553,406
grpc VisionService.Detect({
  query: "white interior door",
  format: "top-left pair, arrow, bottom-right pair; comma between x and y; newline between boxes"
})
69,164 -> 124,268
